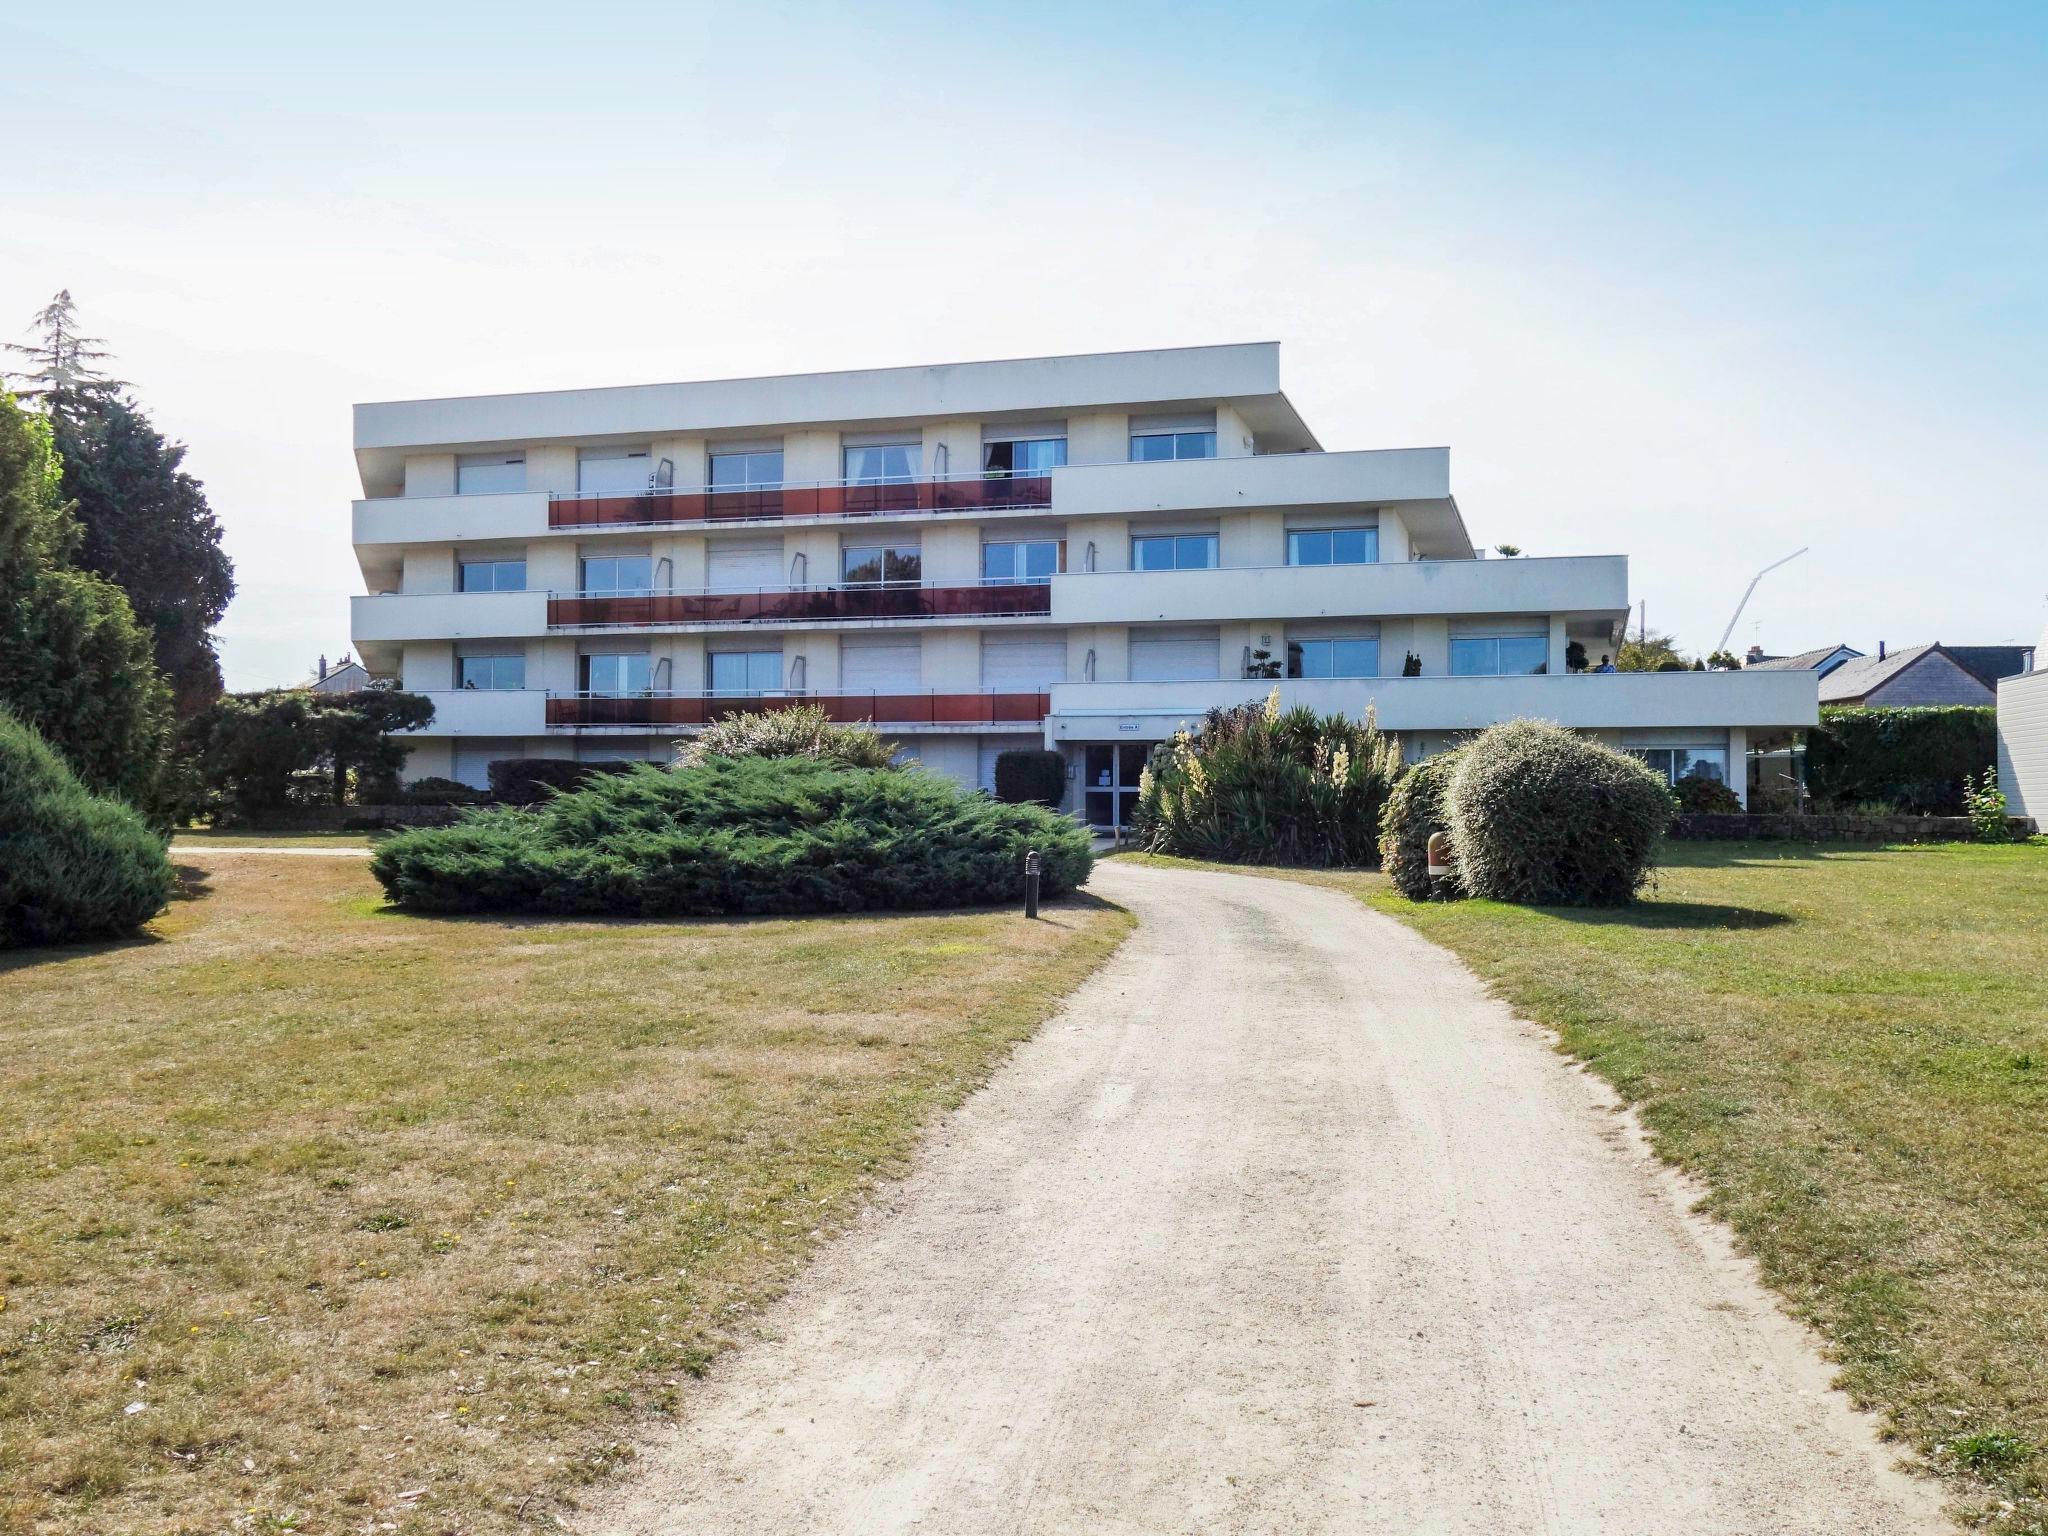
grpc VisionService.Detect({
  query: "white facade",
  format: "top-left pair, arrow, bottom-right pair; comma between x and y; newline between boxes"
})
1997,668 -> 2048,819
348,343 -> 1816,820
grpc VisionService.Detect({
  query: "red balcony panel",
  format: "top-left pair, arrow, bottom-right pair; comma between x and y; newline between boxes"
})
547,583 -> 1052,629
546,474 -> 1052,529
545,691 -> 1052,729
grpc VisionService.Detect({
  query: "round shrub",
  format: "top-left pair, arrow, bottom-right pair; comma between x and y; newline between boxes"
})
1444,720 -> 1673,907
1378,748 -> 1466,902
1672,774 -> 1742,815
1134,691 -> 1401,867
1,708 -> 173,947
370,757 -> 1093,918
993,749 -> 1065,808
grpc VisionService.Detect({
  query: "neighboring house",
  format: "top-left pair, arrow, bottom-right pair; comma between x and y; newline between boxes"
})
1744,643 -> 1863,678
303,654 -> 370,694
1997,665 -> 2048,819
346,343 -> 1815,819
1947,645 -> 2039,692
1815,643 -> 2006,707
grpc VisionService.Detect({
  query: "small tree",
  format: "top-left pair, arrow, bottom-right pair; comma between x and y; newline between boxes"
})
1706,649 -> 1742,671
182,687 -> 435,819
1616,630 -> 1693,672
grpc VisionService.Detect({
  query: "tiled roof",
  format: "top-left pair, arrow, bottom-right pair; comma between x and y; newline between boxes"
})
1946,645 -> 2037,689
1746,644 -> 1858,673
1816,644 -> 1944,702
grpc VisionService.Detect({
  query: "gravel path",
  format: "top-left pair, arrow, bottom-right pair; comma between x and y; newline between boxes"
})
585,859 -> 1946,1535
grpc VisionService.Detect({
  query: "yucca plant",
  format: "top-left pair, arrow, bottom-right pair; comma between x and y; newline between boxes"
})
1132,689 -> 1401,867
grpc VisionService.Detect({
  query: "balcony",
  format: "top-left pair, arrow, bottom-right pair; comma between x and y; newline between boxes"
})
546,691 -> 1052,730
548,472 -> 1053,529
548,582 -> 1052,629
1045,671 -> 1819,738
1050,554 -> 1627,627
352,589 -> 549,643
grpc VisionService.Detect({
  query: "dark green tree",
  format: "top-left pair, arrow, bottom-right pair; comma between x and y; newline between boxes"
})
8,293 -> 235,714
0,391 -> 172,811
52,396 -> 236,712
183,687 -> 436,818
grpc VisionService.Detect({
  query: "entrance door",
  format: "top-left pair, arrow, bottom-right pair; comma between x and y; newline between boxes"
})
1082,742 -> 1150,829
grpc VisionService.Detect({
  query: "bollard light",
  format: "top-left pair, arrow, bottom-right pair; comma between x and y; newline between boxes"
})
1023,849 -> 1042,919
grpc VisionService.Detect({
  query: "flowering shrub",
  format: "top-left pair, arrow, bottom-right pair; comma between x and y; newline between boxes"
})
1964,768 -> 2013,844
1133,689 -> 1401,867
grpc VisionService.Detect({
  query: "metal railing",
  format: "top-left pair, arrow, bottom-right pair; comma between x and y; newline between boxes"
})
546,690 -> 1053,728
547,471 -> 1055,529
546,581 -> 1053,628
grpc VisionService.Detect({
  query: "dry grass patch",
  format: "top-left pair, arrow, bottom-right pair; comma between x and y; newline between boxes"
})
0,855 -> 1127,1535
1126,841 -> 2048,1529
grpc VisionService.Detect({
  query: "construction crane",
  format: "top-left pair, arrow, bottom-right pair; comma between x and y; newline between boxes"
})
1717,548 -> 1808,656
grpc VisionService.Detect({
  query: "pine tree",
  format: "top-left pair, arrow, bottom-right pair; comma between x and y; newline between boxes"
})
7,292 -> 235,713
2,291 -> 124,423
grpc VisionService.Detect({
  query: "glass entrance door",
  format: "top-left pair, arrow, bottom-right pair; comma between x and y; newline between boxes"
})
1083,743 -> 1150,829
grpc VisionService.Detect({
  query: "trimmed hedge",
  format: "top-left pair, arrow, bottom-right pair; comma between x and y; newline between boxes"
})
1672,774 -> 1742,815
1134,692 -> 1401,867
1378,749 -> 1466,902
1445,719 -> 1672,906
486,757 -> 639,806
400,775 -> 486,806
993,749 -> 1065,808
1,708 -> 173,947
371,757 -> 1093,917
1806,705 -> 1994,815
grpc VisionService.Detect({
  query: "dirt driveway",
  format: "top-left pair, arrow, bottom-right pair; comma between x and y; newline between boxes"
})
585,859 -> 1945,1535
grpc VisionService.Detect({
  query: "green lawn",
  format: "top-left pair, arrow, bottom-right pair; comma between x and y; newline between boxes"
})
0,856 -> 1128,1536
1134,839 -> 2048,1529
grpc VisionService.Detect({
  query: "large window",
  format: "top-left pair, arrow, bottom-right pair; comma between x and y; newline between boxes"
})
457,654 -> 525,690
1129,430 -> 1216,462
709,450 -> 784,488
1449,635 -> 1549,676
1288,527 -> 1378,566
580,555 -> 654,595
1131,533 -> 1218,571
1287,637 -> 1379,679
982,540 -> 1060,585
707,651 -> 782,695
1630,746 -> 1730,785
456,452 -> 525,494
459,559 -> 526,592
843,443 -> 921,484
580,653 -> 650,697
841,545 -> 922,585
982,438 -> 1066,476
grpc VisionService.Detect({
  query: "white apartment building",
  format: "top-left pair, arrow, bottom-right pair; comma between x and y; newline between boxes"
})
350,343 -> 1817,825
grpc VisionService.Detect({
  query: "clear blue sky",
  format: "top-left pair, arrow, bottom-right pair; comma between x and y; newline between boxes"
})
4,0 -> 2043,685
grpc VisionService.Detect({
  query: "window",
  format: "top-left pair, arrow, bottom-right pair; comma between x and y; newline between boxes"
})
459,559 -> 526,592
982,438 -> 1067,476
457,654 -> 525,690
1131,533 -> 1218,571
580,653 -> 650,697
841,545 -> 922,585
982,540 -> 1060,585
1449,635 -> 1549,676
1129,430 -> 1216,462
456,452 -> 525,494
577,448 -> 651,493
580,555 -> 654,595
843,443 -> 921,484
707,651 -> 781,695
709,450 -> 784,488
1630,747 -> 1730,785
1288,527 -> 1378,566
1287,637 -> 1379,679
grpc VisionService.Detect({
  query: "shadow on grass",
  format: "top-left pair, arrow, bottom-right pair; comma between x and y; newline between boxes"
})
0,864 -> 213,975
350,885 -> 1122,934
1541,899 -> 1793,931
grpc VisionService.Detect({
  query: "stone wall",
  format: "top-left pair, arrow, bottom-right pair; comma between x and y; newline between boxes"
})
1671,812 -> 2037,843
